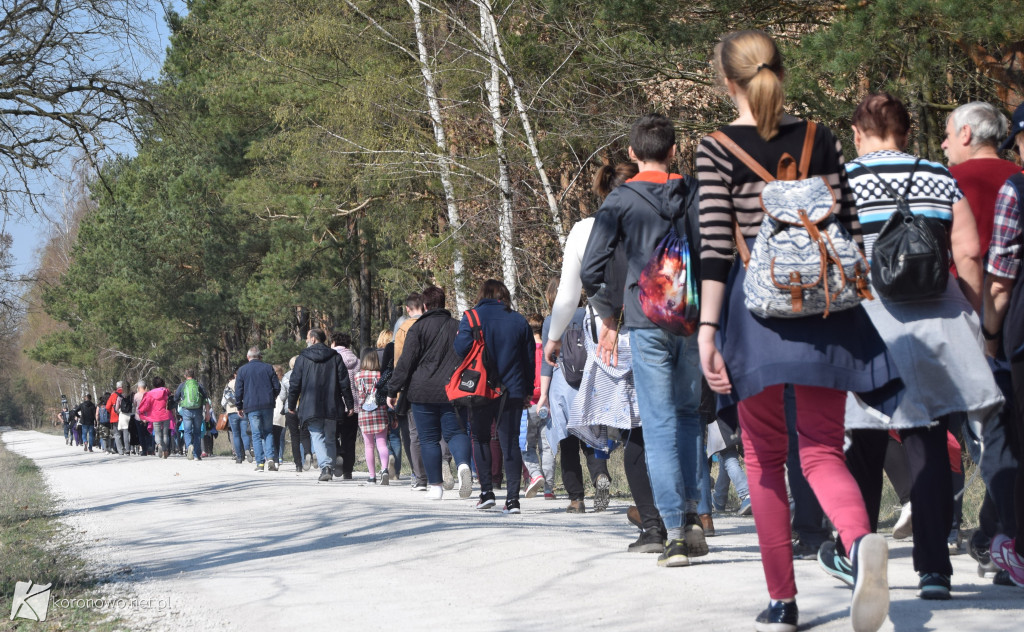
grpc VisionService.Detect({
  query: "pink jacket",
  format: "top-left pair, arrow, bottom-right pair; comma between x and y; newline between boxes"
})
138,387 -> 172,422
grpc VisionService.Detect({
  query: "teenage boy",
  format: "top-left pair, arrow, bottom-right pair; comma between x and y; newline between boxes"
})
580,113 -> 705,567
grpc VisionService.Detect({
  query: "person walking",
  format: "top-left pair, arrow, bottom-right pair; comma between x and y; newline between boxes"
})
72,395 -> 98,452
355,348 -> 390,485
222,371 -> 252,463
695,30 -> 894,632
393,293 -> 429,490
175,369 -> 212,462
331,332 -> 361,480
138,377 -> 174,458
288,328 -> 355,482
280,356 -> 312,472
236,346 -> 281,472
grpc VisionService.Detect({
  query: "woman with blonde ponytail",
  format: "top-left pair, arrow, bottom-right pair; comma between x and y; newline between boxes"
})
695,30 -> 895,632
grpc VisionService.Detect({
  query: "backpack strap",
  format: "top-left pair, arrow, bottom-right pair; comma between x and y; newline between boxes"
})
709,131 -> 775,183
798,121 -> 817,180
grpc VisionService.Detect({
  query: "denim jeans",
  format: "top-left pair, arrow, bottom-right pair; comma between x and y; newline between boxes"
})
698,428 -> 713,515
63,422 -> 71,444
411,402 -> 471,485
522,406 -> 555,493
81,424 -> 95,449
152,421 -> 170,454
387,416 -> 403,477
306,417 -> 337,470
246,408 -> 275,464
713,446 -> 750,509
228,412 -> 251,460
628,326 -> 702,531
180,408 -> 204,458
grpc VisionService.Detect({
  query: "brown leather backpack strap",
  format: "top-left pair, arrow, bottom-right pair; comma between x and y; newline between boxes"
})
798,121 -> 817,179
710,131 -> 775,183
733,219 -> 751,266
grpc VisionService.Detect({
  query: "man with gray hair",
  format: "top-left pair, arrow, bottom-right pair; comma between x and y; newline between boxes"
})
942,101 -> 1021,583
236,346 -> 281,472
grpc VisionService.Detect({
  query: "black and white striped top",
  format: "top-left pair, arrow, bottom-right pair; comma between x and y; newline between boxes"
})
695,118 -> 860,284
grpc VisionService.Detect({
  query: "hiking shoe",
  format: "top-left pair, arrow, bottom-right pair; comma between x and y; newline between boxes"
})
566,500 -> 585,514
700,513 -> 716,538
525,475 -> 545,498
457,463 -> 473,499
380,469 -> 389,486
441,460 -> 455,490
892,502 -> 912,540
187,445 -> 194,460
254,462 -> 265,472
426,485 -> 443,500
683,513 -> 709,557
850,533 -> 889,632
818,540 -> 854,586
267,459 -> 278,472
627,505 -> 642,528
990,534 -> 1024,586
627,530 -> 665,554
738,496 -> 753,516
502,499 -> 521,515
318,467 -> 333,482
593,474 -> 611,512
476,491 -> 496,510
657,538 -> 690,567
968,529 -> 992,566
754,599 -> 798,632
917,572 -> 951,600
303,453 -> 312,471
993,570 -> 1015,586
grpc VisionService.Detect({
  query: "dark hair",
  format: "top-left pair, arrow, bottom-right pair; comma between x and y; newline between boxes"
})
359,347 -> 380,371
527,313 -> 543,335
184,368 -> 196,379
405,293 -> 424,311
629,114 -> 676,162
421,285 -> 446,311
477,279 -> 511,307
85,394 -> 93,401
852,93 -> 910,149
714,30 -> 784,141
593,162 -> 639,200
308,328 -> 326,344
331,332 -> 352,348
101,392 -> 110,402
152,376 -> 165,388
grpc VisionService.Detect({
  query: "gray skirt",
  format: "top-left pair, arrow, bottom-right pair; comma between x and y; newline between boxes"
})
846,278 -> 1004,430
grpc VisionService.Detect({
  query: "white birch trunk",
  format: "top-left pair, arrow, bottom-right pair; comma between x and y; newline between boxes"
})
478,0 -> 565,246
480,3 -> 518,308
407,0 -> 469,313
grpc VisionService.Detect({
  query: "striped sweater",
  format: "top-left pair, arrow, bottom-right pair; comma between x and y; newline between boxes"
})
695,118 -> 860,284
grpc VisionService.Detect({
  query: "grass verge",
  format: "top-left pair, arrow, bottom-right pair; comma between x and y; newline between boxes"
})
0,434 -> 123,631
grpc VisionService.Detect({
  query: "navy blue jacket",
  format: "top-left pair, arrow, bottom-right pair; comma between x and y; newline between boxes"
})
454,299 -> 534,400
235,359 -> 281,412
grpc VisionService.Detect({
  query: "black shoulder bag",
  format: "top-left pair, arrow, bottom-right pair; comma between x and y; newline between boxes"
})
854,158 -> 949,300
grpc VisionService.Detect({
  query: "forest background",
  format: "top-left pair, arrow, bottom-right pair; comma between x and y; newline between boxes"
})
1,0 -> 1022,423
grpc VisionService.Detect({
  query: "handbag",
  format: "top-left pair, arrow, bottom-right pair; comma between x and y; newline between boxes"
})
216,412 -> 229,431
853,158 -> 949,300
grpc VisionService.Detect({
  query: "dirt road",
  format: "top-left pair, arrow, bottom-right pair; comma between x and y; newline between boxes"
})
3,429 -> 1021,630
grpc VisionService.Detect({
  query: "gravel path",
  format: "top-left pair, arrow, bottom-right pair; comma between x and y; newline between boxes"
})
3,428 -> 1021,630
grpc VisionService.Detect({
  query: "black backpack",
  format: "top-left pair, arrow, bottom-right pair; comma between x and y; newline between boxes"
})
118,393 -> 133,415
558,307 -> 595,389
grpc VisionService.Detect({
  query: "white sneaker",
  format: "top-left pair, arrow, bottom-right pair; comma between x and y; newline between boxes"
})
851,533 -> 889,632
892,503 -> 912,540
458,463 -> 473,499
441,460 -> 455,490
426,485 -> 443,500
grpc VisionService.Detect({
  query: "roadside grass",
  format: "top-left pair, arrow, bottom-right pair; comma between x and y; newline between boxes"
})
0,437 -> 122,631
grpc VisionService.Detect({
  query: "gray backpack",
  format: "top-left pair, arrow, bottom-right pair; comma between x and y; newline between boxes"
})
711,123 -> 872,318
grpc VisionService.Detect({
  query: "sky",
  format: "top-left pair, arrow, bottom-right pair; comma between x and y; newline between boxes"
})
2,1 -> 187,278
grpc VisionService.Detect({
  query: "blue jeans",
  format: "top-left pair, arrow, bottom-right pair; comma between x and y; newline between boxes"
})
152,421 -> 170,453
228,412 -> 251,459
411,402 -> 471,485
81,424 -> 95,449
698,429 -> 713,515
387,420 -> 403,476
713,446 -> 750,509
306,417 -> 337,470
180,408 -> 204,458
246,409 -> 275,464
629,327 -> 702,531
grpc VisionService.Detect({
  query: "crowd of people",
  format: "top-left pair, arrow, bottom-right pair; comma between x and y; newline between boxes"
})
52,29 -> 1024,632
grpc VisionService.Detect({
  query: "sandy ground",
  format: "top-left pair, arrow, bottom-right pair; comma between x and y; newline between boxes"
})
2,428 -> 1022,631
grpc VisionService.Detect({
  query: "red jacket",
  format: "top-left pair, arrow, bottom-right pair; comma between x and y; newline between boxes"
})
105,389 -> 122,419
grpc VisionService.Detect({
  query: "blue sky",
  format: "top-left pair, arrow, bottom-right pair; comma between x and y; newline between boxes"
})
2,1 -> 187,277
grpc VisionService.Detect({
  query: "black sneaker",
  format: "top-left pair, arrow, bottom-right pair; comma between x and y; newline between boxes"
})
657,538 -> 690,567
793,539 -> 823,560
318,467 -> 333,482
754,600 -> 798,632
683,512 -> 709,557
502,499 -> 521,515
818,540 -> 854,586
993,569 -> 1015,586
917,572 -> 951,600
476,491 -> 496,510
628,530 -> 665,554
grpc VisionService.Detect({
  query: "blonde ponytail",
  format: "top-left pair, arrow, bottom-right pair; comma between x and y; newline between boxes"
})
714,30 -> 785,141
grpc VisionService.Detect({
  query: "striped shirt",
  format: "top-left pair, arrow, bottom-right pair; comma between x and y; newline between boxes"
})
845,150 -> 962,261
696,118 -> 859,283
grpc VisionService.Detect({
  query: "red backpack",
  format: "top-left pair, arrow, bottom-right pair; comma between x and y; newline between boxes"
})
445,309 -> 504,407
